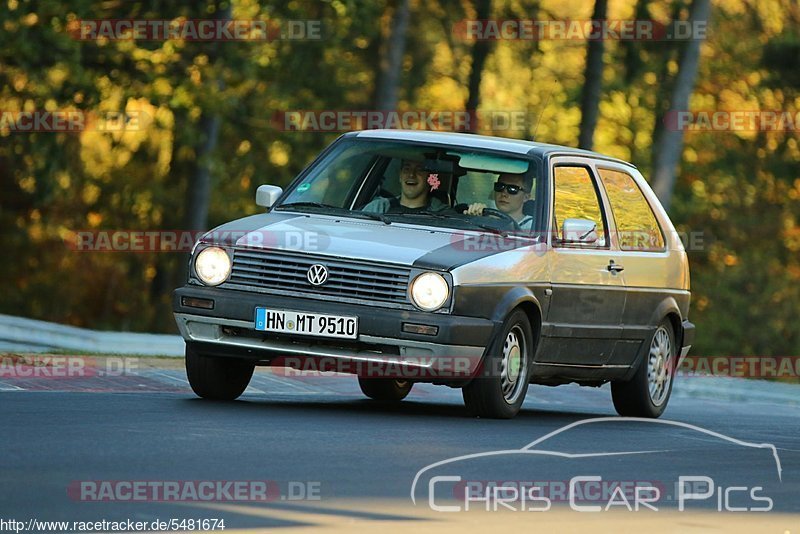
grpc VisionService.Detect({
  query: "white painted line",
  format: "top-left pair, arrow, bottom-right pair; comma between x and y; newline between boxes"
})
255,372 -> 319,393
149,371 -> 190,386
0,381 -> 24,391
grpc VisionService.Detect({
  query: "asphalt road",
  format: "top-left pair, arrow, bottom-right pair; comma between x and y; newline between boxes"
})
1,358 -> 798,532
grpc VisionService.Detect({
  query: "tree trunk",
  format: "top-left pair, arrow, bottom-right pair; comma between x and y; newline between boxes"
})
184,114 -> 221,232
367,18 -> 385,110
577,0 -> 608,150
622,0 -> 651,84
650,0 -> 711,211
375,0 -> 411,110
183,0 -> 229,233
178,0 -> 228,286
464,0 -> 493,133
648,0 -> 684,164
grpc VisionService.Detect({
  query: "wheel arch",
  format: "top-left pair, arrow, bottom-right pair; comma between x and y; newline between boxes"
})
623,297 -> 683,381
647,296 -> 685,352
488,287 -> 543,357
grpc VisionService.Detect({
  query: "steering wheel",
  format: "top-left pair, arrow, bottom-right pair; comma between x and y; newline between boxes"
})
481,208 -> 519,228
454,204 -> 519,230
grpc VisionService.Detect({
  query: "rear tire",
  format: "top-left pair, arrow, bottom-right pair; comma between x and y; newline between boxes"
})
358,377 -> 413,401
462,309 -> 532,419
185,345 -> 255,401
611,320 -> 676,418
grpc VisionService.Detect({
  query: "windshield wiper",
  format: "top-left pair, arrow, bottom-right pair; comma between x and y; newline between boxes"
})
277,202 -> 391,224
460,220 -> 509,237
347,211 -> 392,224
387,210 -> 453,219
391,210 -> 510,237
275,202 -> 337,211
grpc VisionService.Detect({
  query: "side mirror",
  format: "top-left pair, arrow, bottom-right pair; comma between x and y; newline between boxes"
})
256,185 -> 283,209
562,218 -> 598,244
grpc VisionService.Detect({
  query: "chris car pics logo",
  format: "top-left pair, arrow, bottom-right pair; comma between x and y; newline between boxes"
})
411,417 -> 781,513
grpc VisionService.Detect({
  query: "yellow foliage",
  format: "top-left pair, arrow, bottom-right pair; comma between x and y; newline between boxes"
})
18,175 -> 35,193
153,78 -> 173,96
269,141 -> 290,167
82,184 -> 101,205
56,172 -> 71,190
237,140 -> 252,155
86,212 -> 103,227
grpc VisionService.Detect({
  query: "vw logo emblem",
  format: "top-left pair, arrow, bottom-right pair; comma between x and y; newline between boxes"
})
306,264 -> 329,286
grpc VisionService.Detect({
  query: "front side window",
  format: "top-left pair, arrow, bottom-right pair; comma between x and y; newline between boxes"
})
553,166 -> 607,246
598,168 -> 665,251
280,142 -> 378,207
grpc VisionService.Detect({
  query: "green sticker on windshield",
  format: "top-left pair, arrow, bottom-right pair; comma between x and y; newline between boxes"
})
297,183 -> 311,193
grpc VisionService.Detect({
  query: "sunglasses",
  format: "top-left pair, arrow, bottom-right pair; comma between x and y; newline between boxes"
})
493,182 -> 526,195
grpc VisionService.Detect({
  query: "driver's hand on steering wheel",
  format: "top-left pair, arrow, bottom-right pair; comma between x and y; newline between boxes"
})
465,202 -> 487,216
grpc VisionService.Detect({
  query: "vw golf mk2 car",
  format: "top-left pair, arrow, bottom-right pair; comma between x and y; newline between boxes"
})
174,130 -> 694,419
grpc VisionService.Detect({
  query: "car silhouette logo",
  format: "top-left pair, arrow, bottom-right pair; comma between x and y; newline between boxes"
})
307,264 -> 329,286
410,417 -> 784,505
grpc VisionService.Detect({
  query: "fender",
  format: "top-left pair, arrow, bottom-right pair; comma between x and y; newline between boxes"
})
489,286 -> 543,325
647,295 -> 683,328
485,287 -> 544,359
456,286 -> 543,385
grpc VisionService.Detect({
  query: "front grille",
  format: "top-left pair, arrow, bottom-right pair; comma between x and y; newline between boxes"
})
227,248 -> 411,306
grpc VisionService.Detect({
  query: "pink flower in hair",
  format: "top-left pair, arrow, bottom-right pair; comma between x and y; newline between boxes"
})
427,173 -> 441,191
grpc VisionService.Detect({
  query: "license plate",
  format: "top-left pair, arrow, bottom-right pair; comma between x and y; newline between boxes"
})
254,308 -> 358,339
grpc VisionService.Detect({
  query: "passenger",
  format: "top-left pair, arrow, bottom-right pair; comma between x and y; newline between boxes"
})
362,159 -> 447,214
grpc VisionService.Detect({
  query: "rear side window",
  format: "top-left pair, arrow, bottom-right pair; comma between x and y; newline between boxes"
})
553,166 -> 607,246
597,168 -> 665,251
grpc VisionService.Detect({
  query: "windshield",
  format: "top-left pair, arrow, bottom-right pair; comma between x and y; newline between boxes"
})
277,138 -> 543,235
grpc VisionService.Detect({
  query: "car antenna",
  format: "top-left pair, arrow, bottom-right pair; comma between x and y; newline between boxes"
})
531,79 -> 557,142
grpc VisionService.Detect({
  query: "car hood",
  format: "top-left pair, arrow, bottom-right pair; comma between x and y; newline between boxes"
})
201,211 -> 535,270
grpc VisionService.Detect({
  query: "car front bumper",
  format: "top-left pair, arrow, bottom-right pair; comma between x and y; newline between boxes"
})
172,285 -> 495,380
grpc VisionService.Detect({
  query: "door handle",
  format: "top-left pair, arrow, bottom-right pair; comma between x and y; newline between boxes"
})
607,260 -> 624,273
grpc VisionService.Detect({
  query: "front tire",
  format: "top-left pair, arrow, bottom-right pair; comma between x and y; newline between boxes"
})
358,377 -> 413,401
185,345 -> 255,401
611,320 -> 676,418
462,309 -> 533,419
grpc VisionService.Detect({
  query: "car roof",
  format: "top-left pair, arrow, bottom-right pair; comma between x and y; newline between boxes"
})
348,129 -> 636,169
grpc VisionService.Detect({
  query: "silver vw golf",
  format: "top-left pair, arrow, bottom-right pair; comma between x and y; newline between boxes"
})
173,130 -> 694,419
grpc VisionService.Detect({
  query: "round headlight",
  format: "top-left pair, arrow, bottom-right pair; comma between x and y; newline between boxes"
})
194,247 -> 231,286
410,272 -> 449,311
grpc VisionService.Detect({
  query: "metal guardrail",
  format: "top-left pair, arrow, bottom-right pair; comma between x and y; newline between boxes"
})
0,314 -> 184,357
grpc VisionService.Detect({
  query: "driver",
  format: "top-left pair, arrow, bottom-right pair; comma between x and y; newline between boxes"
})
362,159 -> 446,214
465,173 -> 534,229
